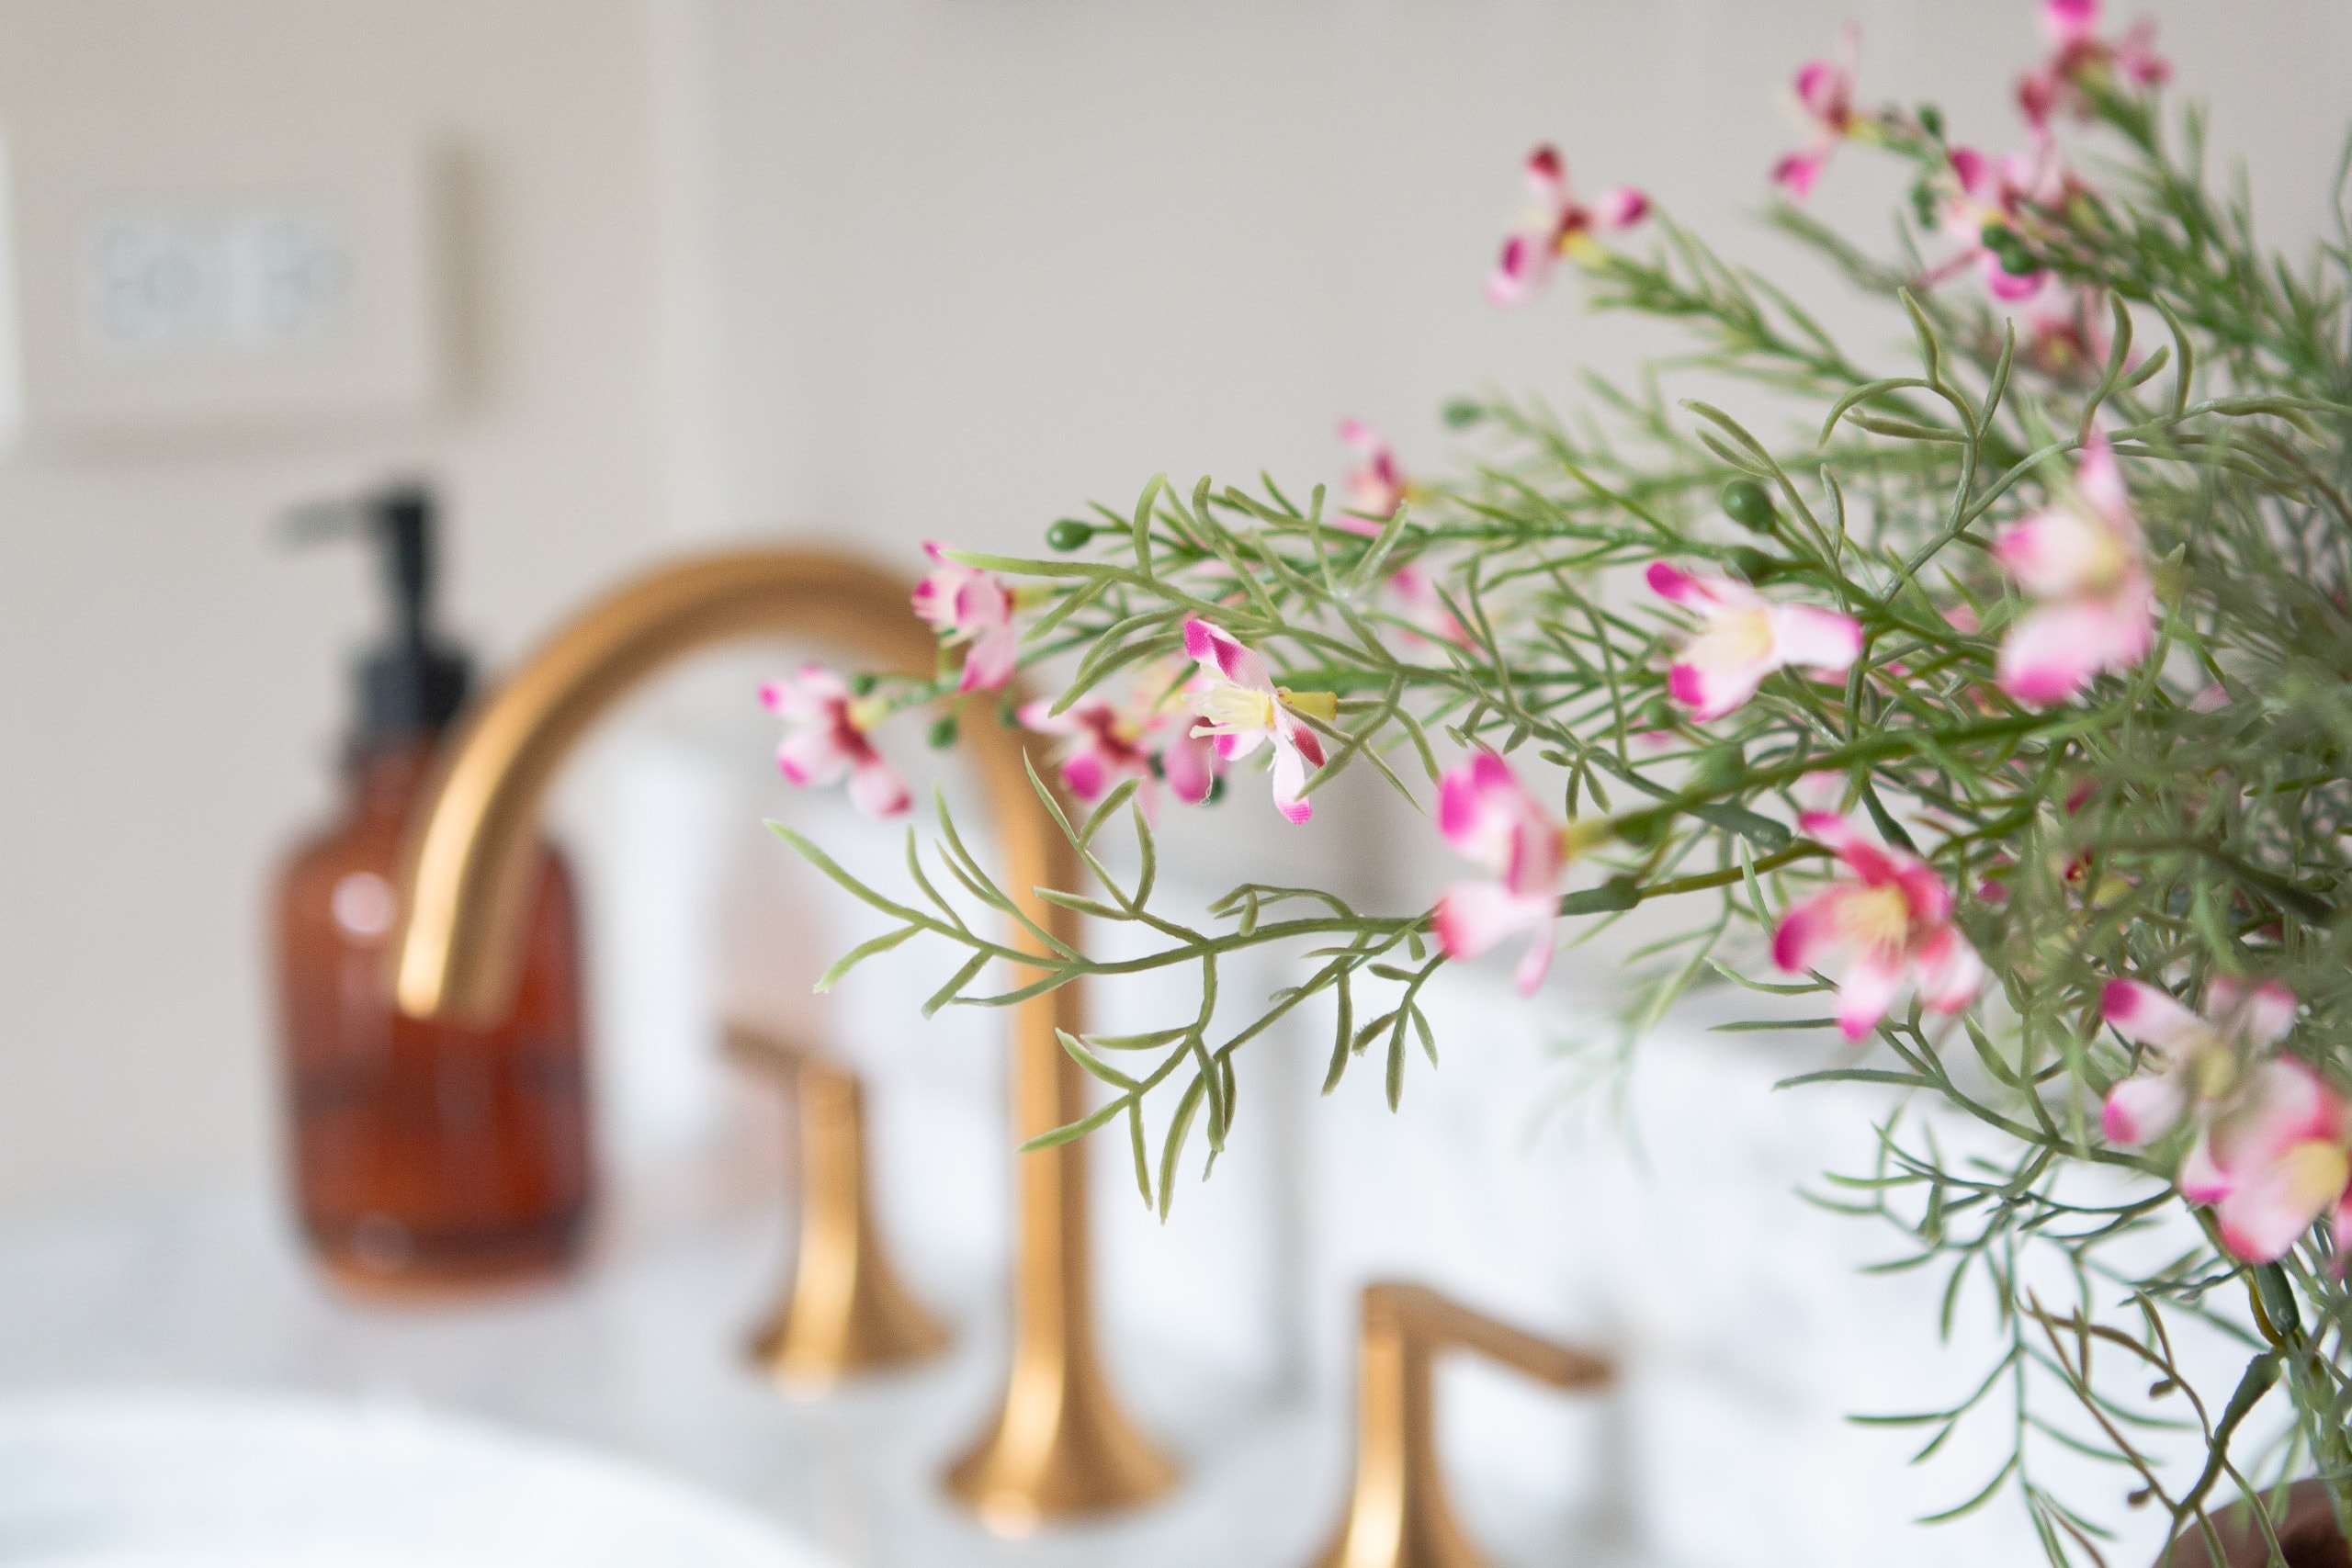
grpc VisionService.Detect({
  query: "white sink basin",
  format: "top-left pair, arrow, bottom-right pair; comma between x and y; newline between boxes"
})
0,1392 -> 842,1568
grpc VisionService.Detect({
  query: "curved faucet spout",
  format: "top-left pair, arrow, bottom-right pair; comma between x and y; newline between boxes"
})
390,546 -> 1177,1524
394,549 -> 950,1023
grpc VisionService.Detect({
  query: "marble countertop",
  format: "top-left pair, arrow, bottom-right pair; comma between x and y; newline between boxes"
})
0,1183 -> 1622,1567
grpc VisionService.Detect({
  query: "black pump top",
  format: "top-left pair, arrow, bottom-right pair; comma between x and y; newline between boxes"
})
287,480 -> 473,750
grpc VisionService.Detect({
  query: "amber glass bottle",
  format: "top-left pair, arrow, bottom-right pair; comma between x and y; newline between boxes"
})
274,484 -> 593,1295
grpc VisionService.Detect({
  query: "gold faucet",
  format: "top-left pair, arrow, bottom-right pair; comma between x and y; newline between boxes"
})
390,547 -> 1178,1527
728,1025 -> 951,1392
1311,1281 -> 1613,1568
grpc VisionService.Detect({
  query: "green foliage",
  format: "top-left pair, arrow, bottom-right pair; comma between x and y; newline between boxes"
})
786,61 -> 2352,1561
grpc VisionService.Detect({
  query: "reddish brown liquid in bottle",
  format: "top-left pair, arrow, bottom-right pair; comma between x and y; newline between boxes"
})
275,739 -> 593,1296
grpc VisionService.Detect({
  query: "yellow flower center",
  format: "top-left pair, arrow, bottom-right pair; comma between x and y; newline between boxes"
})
2188,1040 -> 2237,1100
845,696 -> 889,733
2274,1140 -> 2351,1216
1835,884 -> 1912,951
1686,610 -> 1774,671
2075,524 -> 2127,592
1193,684 -> 1338,734
1196,684 -> 1277,734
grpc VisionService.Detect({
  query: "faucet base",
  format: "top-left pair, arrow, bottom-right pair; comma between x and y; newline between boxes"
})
944,1371 -> 1181,1535
734,1035 -> 952,1396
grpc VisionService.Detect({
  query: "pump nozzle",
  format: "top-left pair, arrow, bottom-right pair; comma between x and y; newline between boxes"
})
285,480 -> 472,748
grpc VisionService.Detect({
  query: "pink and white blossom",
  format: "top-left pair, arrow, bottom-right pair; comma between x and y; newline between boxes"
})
1487,146 -> 1650,308
2018,0 -> 2170,137
2185,1057 -> 2349,1265
1432,752 -> 1572,995
1338,419 -> 1408,522
1936,146 -> 2057,303
2021,283 -> 2116,378
1772,24 -> 1861,200
1647,562 -> 1863,722
1990,434 -> 2154,706
1382,563 -> 1475,649
1182,617 -> 1334,825
2100,976 -> 2297,1148
1791,769 -> 1849,815
760,664 -> 910,819
1329,423 -> 1473,648
910,543 -> 1020,694
1773,812 -> 1984,1042
1019,660 -> 1218,819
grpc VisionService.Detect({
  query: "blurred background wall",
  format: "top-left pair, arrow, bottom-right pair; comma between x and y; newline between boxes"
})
1,0 -> 2346,1216
0,0 -> 668,1211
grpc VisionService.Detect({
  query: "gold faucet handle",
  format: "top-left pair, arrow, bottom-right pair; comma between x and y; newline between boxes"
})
1311,1282 -> 1614,1568
723,1021 -> 820,1077
733,1025 -> 951,1393
1369,1280 -> 1613,1391
724,1024 -> 867,1151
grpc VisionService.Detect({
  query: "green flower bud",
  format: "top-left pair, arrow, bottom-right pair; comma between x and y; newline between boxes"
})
1917,104 -> 1944,140
1613,810 -> 1668,849
1910,184 -> 1940,232
1442,399 -> 1486,429
1980,223 -> 2037,273
1045,519 -> 1092,552
927,713 -> 959,750
847,672 -> 879,697
1692,740 -> 1746,793
1721,478 -> 1778,533
1727,546 -> 1782,584
1205,774 -> 1227,807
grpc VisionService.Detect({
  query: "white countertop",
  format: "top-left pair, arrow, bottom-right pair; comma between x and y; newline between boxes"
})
0,1182 -> 1621,1567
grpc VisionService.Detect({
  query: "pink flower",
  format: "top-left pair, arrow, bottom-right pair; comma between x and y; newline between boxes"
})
2018,0 -> 2169,136
2021,283 -> 2115,377
2186,1057 -> 2348,1265
1337,419 -> 1407,523
1772,24 -> 1861,199
2100,976 -> 2297,1147
1330,423 -> 1471,648
1773,813 -> 1984,1042
1382,563 -> 1475,649
1990,433 -> 2154,706
1647,562 -> 1862,722
760,664 -> 910,818
1791,769 -> 1849,815
910,543 -> 1019,694
1019,660 -> 1218,819
1487,145 -> 1650,308
1182,617 -> 1335,825
1935,146 -> 2056,303
1432,753 -> 1572,995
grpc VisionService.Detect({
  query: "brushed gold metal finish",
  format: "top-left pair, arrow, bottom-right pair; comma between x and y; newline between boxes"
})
729,1025 -> 951,1392
1313,1281 -> 1613,1568
387,547 -> 1178,1525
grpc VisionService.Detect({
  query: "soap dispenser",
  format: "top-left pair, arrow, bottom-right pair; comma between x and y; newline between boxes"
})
272,482 -> 594,1295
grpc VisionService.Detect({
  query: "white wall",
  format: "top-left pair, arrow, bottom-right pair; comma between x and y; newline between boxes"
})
0,0 -> 669,1213
683,0 -> 2352,558
677,0 -> 2352,905
3,0 -> 2348,1214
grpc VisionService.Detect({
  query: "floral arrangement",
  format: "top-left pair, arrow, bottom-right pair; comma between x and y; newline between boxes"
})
767,3 -> 2352,1556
